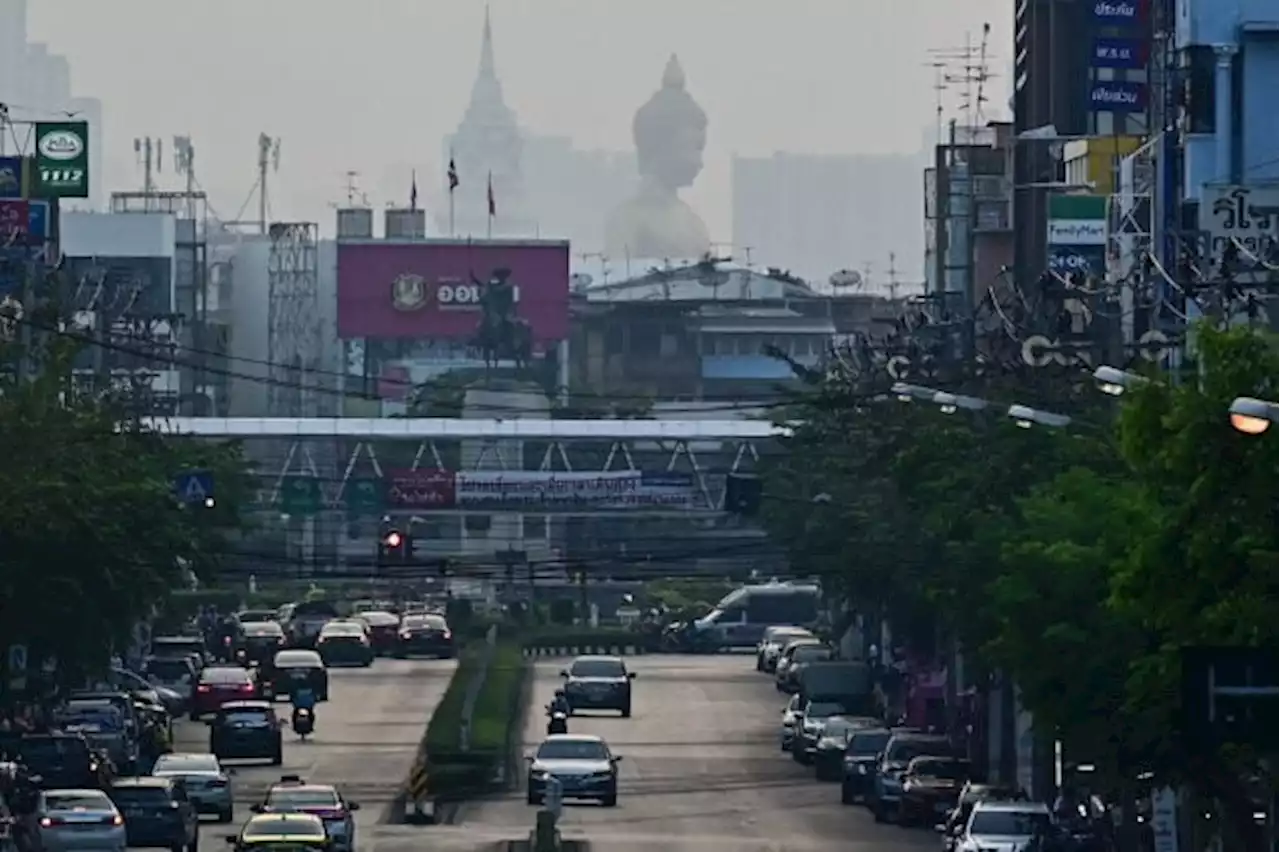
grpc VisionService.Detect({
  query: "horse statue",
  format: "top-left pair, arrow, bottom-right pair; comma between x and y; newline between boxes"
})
472,267 -> 534,372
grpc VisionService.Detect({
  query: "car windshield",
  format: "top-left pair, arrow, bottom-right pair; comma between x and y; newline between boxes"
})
293,602 -> 339,618
819,718 -> 860,740
109,787 -> 172,806
847,730 -> 891,755
239,611 -> 277,622
536,739 -> 609,761
244,819 -> 325,838
969,810 -> 1052,836
887,738 -> 950,763
56,706 -> 123,732
144,658 -> 192,680
361,612 -> 398,626
202,668 -> 251,685
46,791 -> 112,810
569,659 -> 625,678
267,789 -> 341,809
805,701 -> 847,718
221,710 -> 271,727
152,639 -> 203,655
321,624 -> 362,636
402,616 -> 445,629
21,737 -> 88,760
792,646 -> 832,662
244,623 -> 283,637
274,652 -> 321,668
154,754 -> 220,773
911,758 -> 969,780
768,628 -> 810,644
962,786 -> 1018,804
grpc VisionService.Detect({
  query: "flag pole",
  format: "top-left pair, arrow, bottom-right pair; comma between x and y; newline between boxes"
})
449,194 -> 455,237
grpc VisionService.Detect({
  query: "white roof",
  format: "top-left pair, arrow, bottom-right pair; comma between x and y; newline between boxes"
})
138,417 -> 788,441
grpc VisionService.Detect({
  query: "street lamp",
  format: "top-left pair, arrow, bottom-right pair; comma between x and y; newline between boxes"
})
1092,365 -> 1148,396
932,391 -> 989,414
1228,397 -> 1280,435
892,382 -> 940,403
1007,404 -> 1072,430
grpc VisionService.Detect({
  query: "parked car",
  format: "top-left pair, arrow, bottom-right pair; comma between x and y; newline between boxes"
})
868,731 -> 955,822
840,728 -> 891,804
756,626 -> 814,673
898,755 -> 971,825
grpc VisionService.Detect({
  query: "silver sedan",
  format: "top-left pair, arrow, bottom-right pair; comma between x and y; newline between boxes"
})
26,789 -> 126,852
151,752 -> 235,822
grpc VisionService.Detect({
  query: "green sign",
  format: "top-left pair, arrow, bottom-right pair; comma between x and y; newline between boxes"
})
343,478 -> 385,516
34,121 -> 90,198
280,476 -> 322,516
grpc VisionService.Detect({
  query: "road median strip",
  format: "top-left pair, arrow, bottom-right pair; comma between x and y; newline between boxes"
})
399,627 -> 531,820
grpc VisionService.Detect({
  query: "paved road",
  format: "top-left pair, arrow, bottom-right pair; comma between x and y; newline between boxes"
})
458,654 -> 937,852
166,659 -> 454,851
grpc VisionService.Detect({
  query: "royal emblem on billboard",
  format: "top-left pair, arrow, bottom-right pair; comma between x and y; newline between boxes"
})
390,273 -> 428,311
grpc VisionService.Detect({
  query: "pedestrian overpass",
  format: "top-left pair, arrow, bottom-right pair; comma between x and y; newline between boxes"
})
141,416 -> 792,514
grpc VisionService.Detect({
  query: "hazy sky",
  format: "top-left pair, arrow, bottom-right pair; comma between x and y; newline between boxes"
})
28,0 -> 1010,242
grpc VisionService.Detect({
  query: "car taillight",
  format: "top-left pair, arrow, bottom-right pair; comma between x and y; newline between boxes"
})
38,817 -> 58,828
223,636 -> 232,645
111,814 -> 125,825
277,637 -> 285,644
312,810 -> 343,820
442,630 -> 452,639
240,683 -> 255,692
399,631 -> 412,639
197,684 -> 211,693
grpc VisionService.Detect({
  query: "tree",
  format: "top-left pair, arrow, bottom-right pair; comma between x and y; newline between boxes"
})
0,341 -> 252,687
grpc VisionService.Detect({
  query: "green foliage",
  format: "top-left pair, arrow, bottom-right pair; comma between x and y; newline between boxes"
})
760,323 -> 1276,836
548,598 -> 577,625
0,341 -> 252,687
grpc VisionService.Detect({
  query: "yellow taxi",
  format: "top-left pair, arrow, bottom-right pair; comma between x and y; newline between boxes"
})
224,812 -> 330,851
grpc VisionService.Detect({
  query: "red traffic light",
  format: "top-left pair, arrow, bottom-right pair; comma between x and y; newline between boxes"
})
383,531 -> 403,548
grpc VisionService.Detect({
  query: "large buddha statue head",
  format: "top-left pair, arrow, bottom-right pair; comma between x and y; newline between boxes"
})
633,54 -> 707,191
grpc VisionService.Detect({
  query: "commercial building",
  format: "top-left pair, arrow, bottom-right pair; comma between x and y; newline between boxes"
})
569,260 -> 902,403
923,122 -> 1015,313
59,210 -> 184,414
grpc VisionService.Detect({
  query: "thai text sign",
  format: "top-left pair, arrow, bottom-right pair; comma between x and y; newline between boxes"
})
34,121 -> 90,198
456,471 -> 696,509
1200,184 -> 1278,286
383,469 -> 697,510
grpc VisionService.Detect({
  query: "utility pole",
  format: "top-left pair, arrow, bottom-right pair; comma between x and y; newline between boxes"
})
257,134 -> 281,234
887,252 -> 900,301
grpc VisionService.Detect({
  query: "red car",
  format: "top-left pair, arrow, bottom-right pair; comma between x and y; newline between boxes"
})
190,666 -> 260,720
356,611 -> 400,656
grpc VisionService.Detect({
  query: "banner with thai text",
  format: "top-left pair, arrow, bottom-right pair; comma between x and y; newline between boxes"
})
455,471 -> 696,510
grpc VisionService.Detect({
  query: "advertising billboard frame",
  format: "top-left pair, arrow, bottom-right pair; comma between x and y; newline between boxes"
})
336,239 -> 571,343
33,121 -> 91,199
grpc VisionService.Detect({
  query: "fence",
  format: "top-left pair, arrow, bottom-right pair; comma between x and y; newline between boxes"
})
457,623 -> 498,752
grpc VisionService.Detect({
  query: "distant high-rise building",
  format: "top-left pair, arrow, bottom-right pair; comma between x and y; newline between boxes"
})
522,135 -> 635,252
0,0 -> 104,210
441,9 -> 532,238
731,151 -> 925,287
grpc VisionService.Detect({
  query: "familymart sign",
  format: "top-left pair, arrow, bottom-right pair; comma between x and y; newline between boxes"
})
34,121 -> 90,199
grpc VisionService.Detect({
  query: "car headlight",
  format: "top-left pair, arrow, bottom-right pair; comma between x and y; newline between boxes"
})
857,764 -> 869,774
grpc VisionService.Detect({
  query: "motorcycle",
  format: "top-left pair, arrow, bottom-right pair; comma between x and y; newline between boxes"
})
545,706 -> 569,735
292,707 -> 315,740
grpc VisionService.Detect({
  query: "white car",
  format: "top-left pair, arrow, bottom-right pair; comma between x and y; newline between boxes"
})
756,627 -> 814,673
27,789 -> 126,852
957,800 -> 1054,852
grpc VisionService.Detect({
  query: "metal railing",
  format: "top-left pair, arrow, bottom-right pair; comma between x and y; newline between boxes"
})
458,623 -> 498,752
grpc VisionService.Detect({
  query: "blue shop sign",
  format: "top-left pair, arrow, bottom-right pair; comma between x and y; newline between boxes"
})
1092,0 -> 1148,24
1087,80 -> 1147,112
1091,37 -> 1147,70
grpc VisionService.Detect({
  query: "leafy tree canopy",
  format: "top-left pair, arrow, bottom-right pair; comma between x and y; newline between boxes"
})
0,342 -> 252,685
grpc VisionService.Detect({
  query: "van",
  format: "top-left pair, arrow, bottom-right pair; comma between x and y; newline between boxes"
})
690,582 -> 821,648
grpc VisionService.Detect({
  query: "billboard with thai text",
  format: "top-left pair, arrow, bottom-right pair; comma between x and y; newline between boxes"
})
336,240 -> 570,343
384,469 -> 696,511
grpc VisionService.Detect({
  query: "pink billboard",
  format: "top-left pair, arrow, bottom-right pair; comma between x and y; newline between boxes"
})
336,240 -> 570,342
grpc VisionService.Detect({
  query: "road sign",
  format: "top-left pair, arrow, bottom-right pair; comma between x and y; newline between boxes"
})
344,477 -> 385,516
8,644 -> 28,691
280,476 -> 322,516
173,470 -> 215,505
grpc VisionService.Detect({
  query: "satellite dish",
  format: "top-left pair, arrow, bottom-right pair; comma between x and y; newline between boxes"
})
570,273 -> 593,291
829,269 -> 862,289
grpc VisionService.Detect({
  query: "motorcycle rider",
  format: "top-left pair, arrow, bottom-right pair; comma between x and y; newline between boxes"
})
290,685 -> 317,733
548,689 -> 570,716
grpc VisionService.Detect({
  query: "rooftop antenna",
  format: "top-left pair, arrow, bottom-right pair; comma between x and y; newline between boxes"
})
342,170 -> 369,207
928,25 -> 995,140
257,133 -> 281,234
133,136 -> 163,209
921,61 -> 949,146
173,135 -> 196,218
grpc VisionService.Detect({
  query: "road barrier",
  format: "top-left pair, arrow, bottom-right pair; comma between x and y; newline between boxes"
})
522,643 -> 649,657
